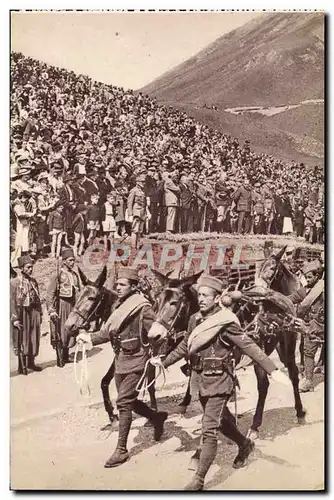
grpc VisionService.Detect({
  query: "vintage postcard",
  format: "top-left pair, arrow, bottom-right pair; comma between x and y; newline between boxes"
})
10,10 -> 325,491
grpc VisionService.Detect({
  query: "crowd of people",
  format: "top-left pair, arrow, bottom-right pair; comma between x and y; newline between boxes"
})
10,51 -> 324,264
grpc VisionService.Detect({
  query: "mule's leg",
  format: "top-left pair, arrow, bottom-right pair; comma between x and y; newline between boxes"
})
285,335 -> 306,423
299,335 -> 305,373
179,377 -> 192,414
101,361 -> 117,428
147,364 -> 157,410
248,364 -> 270,440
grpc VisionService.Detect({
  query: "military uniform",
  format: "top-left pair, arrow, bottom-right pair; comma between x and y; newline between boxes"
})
10,255 -> 42,375
90,267 -> 167,468
127,181 -> 147,235
46,248 -> 83,363
162,275 -> 277,490
297,261 -> 324,391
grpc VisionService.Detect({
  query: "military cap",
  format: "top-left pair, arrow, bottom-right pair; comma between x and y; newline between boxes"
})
301,260 -> 322,275
116,267 -> 139,283
18,254 -> 34,268
61,248 -> 75,260
197,275 -> 223,294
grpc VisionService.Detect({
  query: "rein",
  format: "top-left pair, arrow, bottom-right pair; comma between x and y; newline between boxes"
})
73,339 -> 91,397
155,289 -> 188,339
72,293 -> 104,330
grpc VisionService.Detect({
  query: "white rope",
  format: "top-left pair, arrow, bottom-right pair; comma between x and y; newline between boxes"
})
73,340 -> 91,397
135,358 -> 167,395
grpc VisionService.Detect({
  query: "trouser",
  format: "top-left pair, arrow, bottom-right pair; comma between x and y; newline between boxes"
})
237,211 -> 251,234
166,206 -> 177,232
196,394 -> 247,480
303,334 -> 324,383
180,207 -> 194,233
114,372 -> 158,452
149,202 -> 159,233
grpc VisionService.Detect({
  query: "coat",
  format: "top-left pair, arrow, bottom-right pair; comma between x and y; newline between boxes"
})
91,293 -> 155,375
127,186 -> 147,219
164,178 -> 180,207
232,186 -> 252,212
163,306 -> 276,397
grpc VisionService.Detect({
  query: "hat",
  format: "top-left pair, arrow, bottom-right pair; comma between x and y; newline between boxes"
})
116,267 -> 139,283
18,255 -> 34,268
302,260 -> 322,275
61,248 -> 75,260
197,275 -> 223,294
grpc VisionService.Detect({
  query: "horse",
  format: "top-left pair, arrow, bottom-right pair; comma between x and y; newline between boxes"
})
147,248 -> 307,440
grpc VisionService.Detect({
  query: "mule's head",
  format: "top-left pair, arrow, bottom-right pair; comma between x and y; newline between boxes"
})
148,270 -> 202,343
258,246 -> 287,287
64,266 -> 108,336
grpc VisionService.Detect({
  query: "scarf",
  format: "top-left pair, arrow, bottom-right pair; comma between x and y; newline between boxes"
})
298,280 -> 324,319
188,307 -> 241,356
102,293 -> 150,336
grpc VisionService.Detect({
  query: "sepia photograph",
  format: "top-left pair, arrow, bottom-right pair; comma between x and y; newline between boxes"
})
9,10 -> 325,491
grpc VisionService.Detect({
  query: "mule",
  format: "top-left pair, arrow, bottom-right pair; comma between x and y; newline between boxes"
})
148,249 -> 306,440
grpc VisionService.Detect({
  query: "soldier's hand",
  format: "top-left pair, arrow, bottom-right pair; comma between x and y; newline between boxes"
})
127,215 -> 133,223
293,318 -> 307,331
76,332 -> 93,350
149,355 -> 164,368
13,320 -> 22,330
270,369 -> 290,386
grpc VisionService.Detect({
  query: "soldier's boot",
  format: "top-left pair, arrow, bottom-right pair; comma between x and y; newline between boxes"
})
299,356 -> 315,392
27,355 -> 43,372
63,348 -> 71,364
56,345 -> 65,368
184,475 -> 205,491
232,438 -> 255,469
185,437 -> 217,490
133,400 -> 168,441
18,354 -> 28,375
104,410 -> 132,468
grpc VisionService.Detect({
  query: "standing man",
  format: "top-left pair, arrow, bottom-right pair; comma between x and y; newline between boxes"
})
295,260 -> 324,392
152,275 -> 290,490
11,254 -> 42,375
232,178 -> 252,234
127,173 -> 149,249
46,247 -> 83,366
76,267 -> 168,468
164,171 -> 180,233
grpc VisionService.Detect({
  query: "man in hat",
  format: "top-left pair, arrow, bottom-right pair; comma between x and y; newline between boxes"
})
11,254 -> 42,375
231,177 -> 252,234
152,274 -> 290,490
127,173 -> 149,248
46,248 -> 83,366
76,267 -> 168,468
294,260 -> 324,392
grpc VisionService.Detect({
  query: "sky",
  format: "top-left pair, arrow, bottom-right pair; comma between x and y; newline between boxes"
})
11,11 -> 262,90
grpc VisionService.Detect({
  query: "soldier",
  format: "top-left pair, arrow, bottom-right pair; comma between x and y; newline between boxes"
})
127,173 -> 149,249
294,260 -> 324,392
151,275 -> 290,491
46,247 -> 83,366
11,254 -> 42,375
76,267 -> 168,468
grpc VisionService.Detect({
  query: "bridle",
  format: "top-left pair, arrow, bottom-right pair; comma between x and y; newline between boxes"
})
71,289 -> 105,330
154,287 -> 190,339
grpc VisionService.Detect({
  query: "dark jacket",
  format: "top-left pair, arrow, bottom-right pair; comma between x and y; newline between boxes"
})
232,186 -> 252,212
91,293 -> 155,375
163,307 -> 276,397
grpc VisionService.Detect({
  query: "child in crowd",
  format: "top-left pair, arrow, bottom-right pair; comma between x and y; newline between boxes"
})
101,191 -> 118,251
86,194 -> 101,247
72,204 -> 87,258
48,202 -> 65,258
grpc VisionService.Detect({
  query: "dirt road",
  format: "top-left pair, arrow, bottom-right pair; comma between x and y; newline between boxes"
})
10,337 -> 324,491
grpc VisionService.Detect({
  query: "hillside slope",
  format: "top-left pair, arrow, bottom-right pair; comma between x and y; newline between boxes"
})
141,12 -> 324,165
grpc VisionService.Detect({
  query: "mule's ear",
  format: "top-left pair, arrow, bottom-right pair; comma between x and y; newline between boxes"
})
94,266 -> 108,289
274,246 -> 287,262
151,269 -> 170,287
77,267 -> 89,286
180,270 -> 203,288
165,270 -> 174,278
